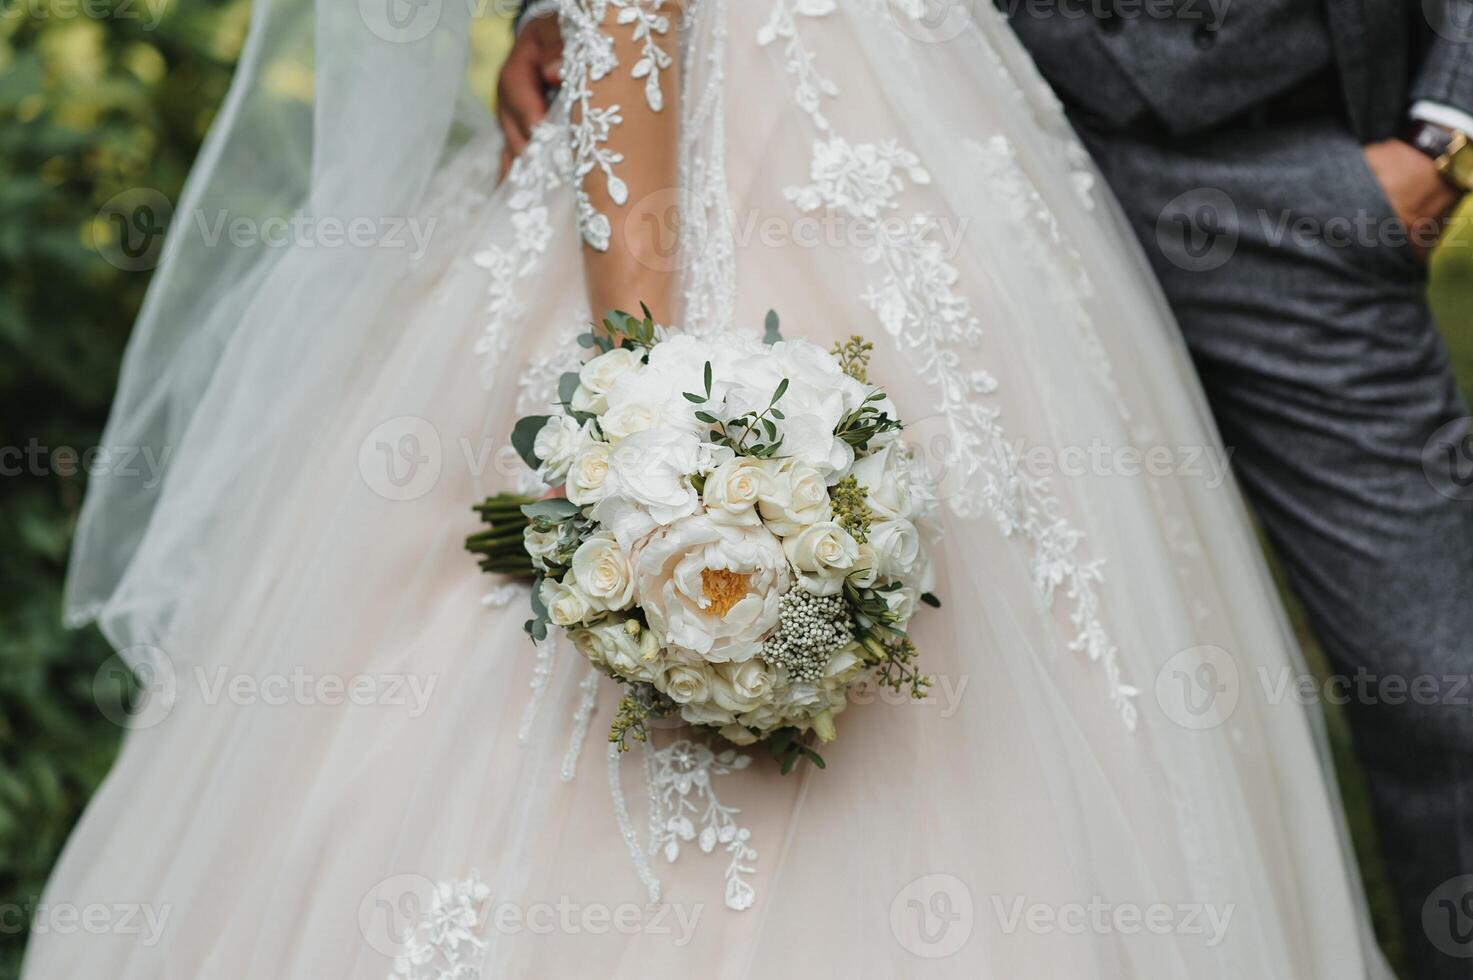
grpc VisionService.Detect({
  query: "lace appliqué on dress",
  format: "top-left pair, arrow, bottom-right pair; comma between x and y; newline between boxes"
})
763,0 -> 1139,728
609,738 -> 758,911
390,874 -> 492,980
560,0 -> 672,252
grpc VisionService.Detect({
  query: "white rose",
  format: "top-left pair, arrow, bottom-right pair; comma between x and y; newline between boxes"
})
533,414 -> 588,483
578,348 -> 640,404
702,458 -> 771,527
539,576 -> 594,627
782,521 -> 861,596
571,619 -> 648,679
565,442 -> 613,506
571,384 -> 605,416
868,518 -> 922,579
757,458 -> 832,536
633,514 -> 791,663
718,723 -> 759,746
657,660 -> 713,705
599,399 -> 661,443
598,429 -> 702,526
849,443 -> 912,521
848,541 -> 881,588
680,701 -> 738,727
602,622 -> 662,682
710,659 -> 775,712
570,531 -> 635,611
880,585 -> 921,625
524,524 -> 564,571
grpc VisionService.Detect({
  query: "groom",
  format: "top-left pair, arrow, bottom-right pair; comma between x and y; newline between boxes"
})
499,2 -> 1473,975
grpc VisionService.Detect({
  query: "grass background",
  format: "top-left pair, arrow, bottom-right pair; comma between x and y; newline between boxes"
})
0,4 -> 1469,976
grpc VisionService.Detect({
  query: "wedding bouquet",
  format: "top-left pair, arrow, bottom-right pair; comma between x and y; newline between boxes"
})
469,309 -> 939,772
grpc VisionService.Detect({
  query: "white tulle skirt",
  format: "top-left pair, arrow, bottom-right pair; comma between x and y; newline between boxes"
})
28,2 -> 1392,977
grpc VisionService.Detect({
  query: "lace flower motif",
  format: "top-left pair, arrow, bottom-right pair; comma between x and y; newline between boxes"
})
560,0 -> 672,251
391,874 -> 492,980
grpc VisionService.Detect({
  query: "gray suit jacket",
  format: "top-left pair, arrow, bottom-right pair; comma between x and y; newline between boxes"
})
1005,0 -> 1473,140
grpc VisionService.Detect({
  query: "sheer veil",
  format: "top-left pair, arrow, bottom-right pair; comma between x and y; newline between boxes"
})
65,0 -> 488,660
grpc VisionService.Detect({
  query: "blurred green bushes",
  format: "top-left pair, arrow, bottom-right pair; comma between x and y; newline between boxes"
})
0,3 -> 1468,977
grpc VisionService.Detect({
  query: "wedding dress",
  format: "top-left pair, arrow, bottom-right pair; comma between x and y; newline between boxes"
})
27,0 -> 1395,977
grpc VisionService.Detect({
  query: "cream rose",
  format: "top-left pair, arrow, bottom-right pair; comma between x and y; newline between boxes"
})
656,660 -> 713,705
524,524 -> 564,571
782,521 -> 861,595
570,531 -> 635,611
539,576 -> 594,627
577,348 -> 640,410
633,514 -> 791,663
710,659 -> 775,712
571,619 -> 645,679
757,458 -> 832,536
565,442 -> 612,506
702,458 -> 771,527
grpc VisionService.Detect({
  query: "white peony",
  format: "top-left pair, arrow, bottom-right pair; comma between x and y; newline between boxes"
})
724,339 -> 868,478
633,514 -> 791,663
849,442 -> 913,521
533,414 -> 588,484
565,442 -> 613,506
702,457 -> 771,527
570,531 -> 635,611
782,521 -> 861,595
540,576 -> 594,627
598,428 -> 703,527
868,518 -> 922,579
757,458 -> 833,536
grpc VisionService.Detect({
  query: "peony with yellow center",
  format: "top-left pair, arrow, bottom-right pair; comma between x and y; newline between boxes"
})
632,514 -> 791,663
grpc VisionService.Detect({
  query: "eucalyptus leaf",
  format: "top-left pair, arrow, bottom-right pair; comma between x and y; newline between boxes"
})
510,415 -> 552,471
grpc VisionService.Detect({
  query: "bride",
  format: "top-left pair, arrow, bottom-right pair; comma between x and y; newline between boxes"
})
28,0 -> 1394,976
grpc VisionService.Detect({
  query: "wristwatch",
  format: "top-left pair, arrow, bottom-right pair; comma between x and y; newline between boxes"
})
1405,120 -> 1473,193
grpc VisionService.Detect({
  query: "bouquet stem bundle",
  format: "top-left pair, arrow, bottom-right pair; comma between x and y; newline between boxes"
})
466,494 -> 538,578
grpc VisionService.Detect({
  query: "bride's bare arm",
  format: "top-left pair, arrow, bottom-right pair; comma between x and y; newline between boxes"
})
564,1 -> 682,324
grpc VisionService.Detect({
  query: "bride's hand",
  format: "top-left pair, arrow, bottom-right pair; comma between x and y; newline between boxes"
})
497,16 -> 564,180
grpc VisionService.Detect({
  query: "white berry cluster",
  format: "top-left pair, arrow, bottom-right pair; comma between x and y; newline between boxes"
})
761,589 -> 853,682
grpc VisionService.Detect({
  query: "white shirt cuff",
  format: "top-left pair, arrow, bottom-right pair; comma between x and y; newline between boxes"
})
1410,100 -> 1473,136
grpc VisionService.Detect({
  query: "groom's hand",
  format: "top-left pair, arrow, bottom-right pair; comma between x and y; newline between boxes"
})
1363,139 -> 1462,261
497,16 -> 564,180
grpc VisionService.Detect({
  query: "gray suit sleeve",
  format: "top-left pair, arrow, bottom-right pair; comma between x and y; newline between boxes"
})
1411,0 -> 1473,116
